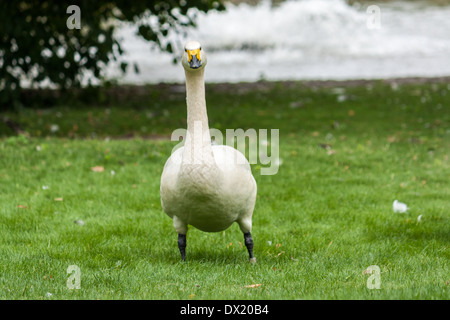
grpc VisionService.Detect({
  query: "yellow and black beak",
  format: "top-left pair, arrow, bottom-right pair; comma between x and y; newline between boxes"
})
186,49 -> 201,69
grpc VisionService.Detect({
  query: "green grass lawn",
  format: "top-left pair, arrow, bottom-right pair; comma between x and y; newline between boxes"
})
0,80 -> 449,299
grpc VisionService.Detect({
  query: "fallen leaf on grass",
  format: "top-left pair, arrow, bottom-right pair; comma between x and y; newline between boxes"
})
318,143 -> 332,150
362,268 -> 374,275
244,284 -> 262,288
17,205 -> 28,209
91,166 -> 105,172
387,136 -> 396,143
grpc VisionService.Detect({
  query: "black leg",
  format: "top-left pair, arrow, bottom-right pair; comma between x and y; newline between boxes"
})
178,233 -> 187,261
244,232 -> 254,260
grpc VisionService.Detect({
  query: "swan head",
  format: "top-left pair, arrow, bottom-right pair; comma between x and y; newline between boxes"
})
182,41 -> 207,71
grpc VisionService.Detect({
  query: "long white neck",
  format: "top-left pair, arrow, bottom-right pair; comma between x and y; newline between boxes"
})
182,68 -> 214,165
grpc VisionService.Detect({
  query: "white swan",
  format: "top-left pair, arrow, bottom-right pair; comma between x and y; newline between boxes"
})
160,41 -> 257,262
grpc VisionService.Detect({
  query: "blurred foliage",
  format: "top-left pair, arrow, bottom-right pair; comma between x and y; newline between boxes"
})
0,0 -> 225,109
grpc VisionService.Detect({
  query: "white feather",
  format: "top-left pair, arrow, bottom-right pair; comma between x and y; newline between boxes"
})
393,200 -> 408,213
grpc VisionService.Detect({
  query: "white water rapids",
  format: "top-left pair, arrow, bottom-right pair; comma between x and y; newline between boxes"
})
105,0 -> 450,83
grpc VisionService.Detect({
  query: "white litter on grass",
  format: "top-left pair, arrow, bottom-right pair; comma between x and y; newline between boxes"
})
74,220 -> 85,226
289,101 -> 303,109
46,292 -> 53,298
337,95 -> 348,102
42,185 -> 49,190
50,124 -> 60,133
331,88 -> 346,95
390,82 -> 399,91
393,200 -> 408,213
417,215 -> 423,222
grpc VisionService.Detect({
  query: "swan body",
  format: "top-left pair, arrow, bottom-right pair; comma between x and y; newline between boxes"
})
160,41 -> 257,261
161,144 -> 256,233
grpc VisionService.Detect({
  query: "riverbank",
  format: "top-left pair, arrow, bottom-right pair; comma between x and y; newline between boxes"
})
2,76 -> 449,140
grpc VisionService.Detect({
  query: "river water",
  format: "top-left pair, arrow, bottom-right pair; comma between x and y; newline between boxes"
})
106,0 -> 450,83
